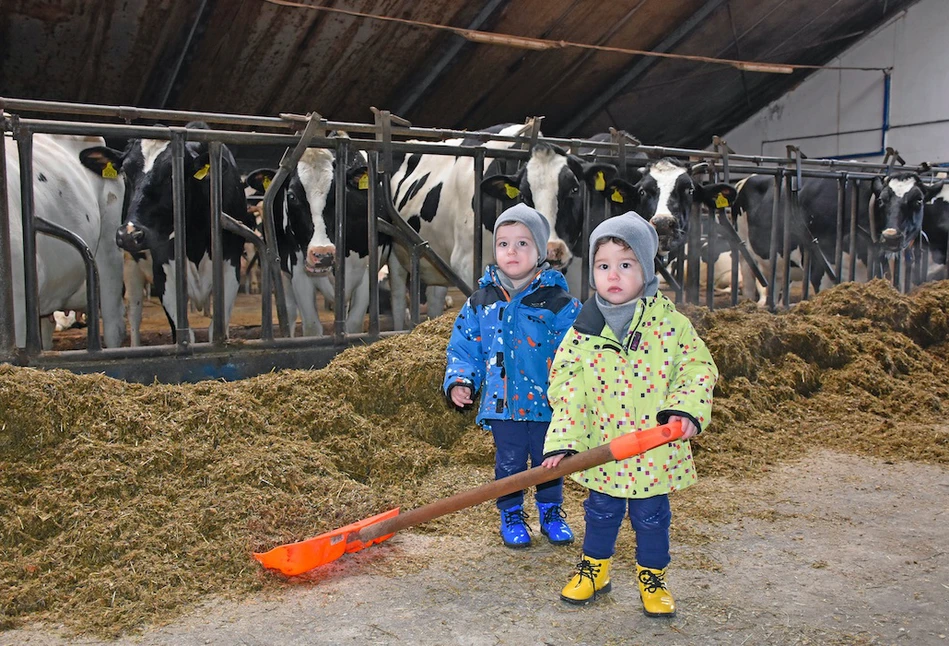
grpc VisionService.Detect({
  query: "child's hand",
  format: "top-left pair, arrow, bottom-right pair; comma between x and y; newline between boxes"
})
542,454 -> 566,469
450,385 -> 473,408
669,415 -> 698,439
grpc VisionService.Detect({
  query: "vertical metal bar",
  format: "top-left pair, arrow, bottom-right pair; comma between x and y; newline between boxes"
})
686,202 -> 701,305
801,248 -> 811,300
835,174 -> 846,284
16,127 -> 41,354
367,152 -> 380,338
673,247 -> 685,304
333,137 -> 348,342
410,248 -> 421,327
782,173 -> 793,309
580,187 -> 593,302
848,181 -> 858,281
170,129 -> 191,349
209,141 -> 225,346
0,120 -> 17,359
766,171 -> 782,312
473,149 -> 485,284
705,168 -> 717,309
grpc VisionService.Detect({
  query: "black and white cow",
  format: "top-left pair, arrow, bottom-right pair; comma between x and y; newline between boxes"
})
5,133 -> 126,350
923,182 -> 949,280
79,122 -> 252,342
244,144 -> 386,337
733,171 -> 942,305
386,123 -> 609,330
592,157 -> 738,255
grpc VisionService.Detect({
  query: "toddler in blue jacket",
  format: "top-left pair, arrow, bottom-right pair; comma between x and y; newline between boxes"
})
444,203 -> 581,548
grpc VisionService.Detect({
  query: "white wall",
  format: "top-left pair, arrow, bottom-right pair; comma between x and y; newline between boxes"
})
724,0 -> 949,165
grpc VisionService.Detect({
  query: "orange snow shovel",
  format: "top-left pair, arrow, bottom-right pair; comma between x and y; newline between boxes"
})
254,420 -> 685,576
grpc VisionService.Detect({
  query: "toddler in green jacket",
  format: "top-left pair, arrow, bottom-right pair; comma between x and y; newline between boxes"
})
541,212 -> 718,616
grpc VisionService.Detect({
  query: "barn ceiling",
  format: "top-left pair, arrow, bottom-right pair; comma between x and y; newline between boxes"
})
0,0 -> 920,150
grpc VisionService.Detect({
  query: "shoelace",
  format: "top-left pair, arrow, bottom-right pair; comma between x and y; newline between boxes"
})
502,508 -> 532,533
574,559 -> 602,595
638,568 -> 668,593
541,504 -> 567,526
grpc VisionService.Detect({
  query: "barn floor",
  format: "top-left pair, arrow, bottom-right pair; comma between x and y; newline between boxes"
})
3,279 -> 948,645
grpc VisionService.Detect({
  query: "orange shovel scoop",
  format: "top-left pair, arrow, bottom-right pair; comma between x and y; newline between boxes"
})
253,421 -> 685,576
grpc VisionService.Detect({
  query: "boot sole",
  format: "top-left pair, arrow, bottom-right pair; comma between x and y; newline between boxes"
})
502,539 -> 532,549
559,582 -> 612,605
643,608 -> 676,618
540,529 -> 575,546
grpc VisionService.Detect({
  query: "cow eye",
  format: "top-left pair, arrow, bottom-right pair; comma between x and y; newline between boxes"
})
877,197 -> 885,208
686,187 -> 694,195
570,185 -> 579,194
639,188 -> 647,198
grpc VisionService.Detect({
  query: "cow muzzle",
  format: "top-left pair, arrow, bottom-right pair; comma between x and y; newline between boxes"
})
305,245 -> 335,275
880,228 -> 905,253
546,241 -> 571,270
650,215 -> 681,253
115,224 -> 148,252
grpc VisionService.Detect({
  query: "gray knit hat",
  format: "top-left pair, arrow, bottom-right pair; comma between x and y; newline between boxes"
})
493,203 -> 550,266
588,211 -> 659,296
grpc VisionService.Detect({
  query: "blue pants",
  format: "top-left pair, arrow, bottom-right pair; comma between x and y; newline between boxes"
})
582,490 -> 671,570
489,420 -> 563,510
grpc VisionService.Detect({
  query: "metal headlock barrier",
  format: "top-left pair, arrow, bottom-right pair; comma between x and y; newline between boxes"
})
1,98 -> 944,383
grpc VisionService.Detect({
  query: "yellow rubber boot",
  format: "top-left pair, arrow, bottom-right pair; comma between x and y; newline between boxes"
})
560,555 -> 611,605
637,565 -> 676,617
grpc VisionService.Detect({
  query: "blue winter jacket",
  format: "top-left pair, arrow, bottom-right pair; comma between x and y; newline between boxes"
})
443,265 -> 581,427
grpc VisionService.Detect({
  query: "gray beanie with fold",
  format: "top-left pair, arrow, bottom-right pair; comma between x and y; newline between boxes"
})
493,203 -> 550,266
588,211 -> 659,296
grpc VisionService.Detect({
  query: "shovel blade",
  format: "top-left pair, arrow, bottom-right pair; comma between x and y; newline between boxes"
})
253,507 -> 400,576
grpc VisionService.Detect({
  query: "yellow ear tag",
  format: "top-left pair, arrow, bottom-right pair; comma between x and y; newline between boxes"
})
102,162 -> 118,179
262,176 -> 272,191
357,173 -> 369,190
611,187 -> 624,203
594,171 -> 606,191
715,192 -> 729,208
193,164 -> 210,180
505,184 -> 520,199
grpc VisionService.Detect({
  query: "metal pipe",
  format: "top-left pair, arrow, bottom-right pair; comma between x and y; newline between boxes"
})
33,216 -> 101,352
209,141 -> 225,346
169,129 -> 191,349
0,120 -> 16,359
367,153 -> 381,339
333,136 -> 349,343
16,127 -> 41,354
472,149 -> 485,284
766,171 -> 783,311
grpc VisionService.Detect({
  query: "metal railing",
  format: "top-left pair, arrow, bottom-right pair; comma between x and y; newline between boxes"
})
1,98 -> 944,381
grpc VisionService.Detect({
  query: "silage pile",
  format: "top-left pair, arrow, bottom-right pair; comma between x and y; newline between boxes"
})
1,279 -> 948,637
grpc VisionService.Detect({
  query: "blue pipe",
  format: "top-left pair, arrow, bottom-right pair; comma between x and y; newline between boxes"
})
825,71 -> 891,160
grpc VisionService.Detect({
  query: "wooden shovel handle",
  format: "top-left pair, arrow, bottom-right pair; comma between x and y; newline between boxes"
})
357,421 -> 683,543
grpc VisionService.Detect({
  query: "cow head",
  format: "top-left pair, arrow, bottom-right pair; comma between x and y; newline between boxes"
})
246,147 -> 374,276
870,172 -> 944,255
79,124 -> 225,254
480,143 -> 614,271
596,158 -> 737,254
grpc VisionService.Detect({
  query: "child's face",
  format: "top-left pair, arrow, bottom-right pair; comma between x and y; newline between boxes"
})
593,240 -> 644,304
495,222 -> 539,283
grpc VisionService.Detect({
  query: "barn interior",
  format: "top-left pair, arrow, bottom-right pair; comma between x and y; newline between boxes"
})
0,0 -> 921,167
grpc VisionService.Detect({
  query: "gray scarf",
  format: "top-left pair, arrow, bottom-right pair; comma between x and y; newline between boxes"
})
596,294 -> 640,341
497,262 -> 549,298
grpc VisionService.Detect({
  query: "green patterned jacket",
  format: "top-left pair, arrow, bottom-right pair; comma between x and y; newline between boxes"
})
544,292 -> 718,498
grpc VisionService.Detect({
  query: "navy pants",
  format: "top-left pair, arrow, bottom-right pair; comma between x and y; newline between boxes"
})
582,490 -> 671,570
490,420 -> 563,510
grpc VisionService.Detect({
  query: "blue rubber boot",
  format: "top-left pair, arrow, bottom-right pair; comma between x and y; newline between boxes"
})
500,506 -> 532,549
537,502 -> 575,545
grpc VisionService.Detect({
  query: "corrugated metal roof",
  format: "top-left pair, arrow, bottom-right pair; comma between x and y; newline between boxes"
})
0,0 -> 919,148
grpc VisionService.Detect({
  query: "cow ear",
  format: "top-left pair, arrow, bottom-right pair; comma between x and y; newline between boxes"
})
79,146 -> 123,180
481,174 -> 520,201
191,152 -> 212,181
347,165 -> 370,191
924,180 -> 944,202
605,178 -> 636,205
578,162 -> 618,193
696,183 -> 738,209
245,168 -> 276,194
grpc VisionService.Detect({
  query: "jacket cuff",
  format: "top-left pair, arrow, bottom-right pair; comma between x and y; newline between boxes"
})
656,409 -> 703,434
445,381 -> 476,407
542,448 -> 578,460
